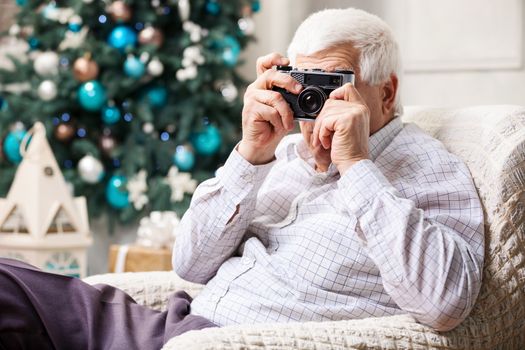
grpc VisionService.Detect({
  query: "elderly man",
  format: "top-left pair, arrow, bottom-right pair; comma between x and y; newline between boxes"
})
0,7 -> 483,350
173,7 -> 484,331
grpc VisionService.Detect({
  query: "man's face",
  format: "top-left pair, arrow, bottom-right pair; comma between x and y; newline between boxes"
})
295,44 -> 392,167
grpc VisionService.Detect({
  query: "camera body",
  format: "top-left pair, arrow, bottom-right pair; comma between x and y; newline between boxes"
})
273,66 -> 354,121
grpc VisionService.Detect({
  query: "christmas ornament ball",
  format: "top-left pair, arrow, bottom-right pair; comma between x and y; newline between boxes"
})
78,155 -> 105,184
73,56 -> 99,81
147,58 -> 164,76
3,129 -> 27,164
252,0 -> 261,12
173,145 -> 195,171
124,55 -> 145,78
106,175 -> 130,209
28,37 -> 39,50
144,86 -> 167,107
138,27 -> 164,47
205,0 -> 220,15
99,133 -> 117,155
68,15 -> 83,32
54,123 -> 76,142
108,1 -> 132,22
78,80 -> 107,111
34,51 -> 59,76
191,125 -> 222,155
108,26 -> 137,51
101,105 -> 121,124
218,35 -> 241,67
218,80 -> 238,102
238,17 -> 255,35
38,80 -> 58,100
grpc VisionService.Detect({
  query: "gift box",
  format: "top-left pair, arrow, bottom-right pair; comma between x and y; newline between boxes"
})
108,244 -> 173,273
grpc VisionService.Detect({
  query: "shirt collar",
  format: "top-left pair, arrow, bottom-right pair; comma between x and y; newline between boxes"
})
368,116 -> 402,161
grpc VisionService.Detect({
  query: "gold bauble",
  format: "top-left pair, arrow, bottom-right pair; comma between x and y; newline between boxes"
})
138,27 -> 164,47
54,123 -> 76,142
108,1 -> 133,22
73,57 -> 99,82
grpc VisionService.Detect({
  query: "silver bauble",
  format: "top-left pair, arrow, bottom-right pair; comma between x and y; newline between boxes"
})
147,58 -> 164,76
34,51 -> 59,76
38,80 -> 58,101
238,17 -> 255,35
78,155 -> 104,184
219,81 -> 238,102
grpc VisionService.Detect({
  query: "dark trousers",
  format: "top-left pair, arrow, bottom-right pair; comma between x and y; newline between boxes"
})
0,258 -> 217,350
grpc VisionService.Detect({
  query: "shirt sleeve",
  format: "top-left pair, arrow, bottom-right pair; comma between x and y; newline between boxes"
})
172,148 -> 274,284
337,159 -> 484,332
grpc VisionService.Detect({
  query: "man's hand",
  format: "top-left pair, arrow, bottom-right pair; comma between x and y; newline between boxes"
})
311,83 -> 370,175
238,53 -> 301,165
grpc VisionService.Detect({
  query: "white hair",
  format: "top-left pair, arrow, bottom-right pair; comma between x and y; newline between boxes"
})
287,8 -> 403,115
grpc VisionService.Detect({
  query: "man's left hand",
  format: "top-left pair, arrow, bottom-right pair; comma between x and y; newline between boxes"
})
312,83 -> 370,175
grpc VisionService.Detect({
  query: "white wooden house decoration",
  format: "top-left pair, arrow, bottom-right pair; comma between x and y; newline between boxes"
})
0,122 -> 92,277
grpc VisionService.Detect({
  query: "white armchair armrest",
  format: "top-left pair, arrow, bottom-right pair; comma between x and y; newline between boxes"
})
83,271 -> 204,311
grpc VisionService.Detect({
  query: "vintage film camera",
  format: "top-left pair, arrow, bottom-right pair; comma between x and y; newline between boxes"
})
273,66 -> 355,121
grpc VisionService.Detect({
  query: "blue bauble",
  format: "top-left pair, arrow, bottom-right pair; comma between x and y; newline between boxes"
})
0,96 -> 5,111
144,86 -> 167,108
108,26 -> 137,51
205,0 -> 220,15
78,80 -> 107,112
28,37 -> 39,50
191,125 -> 222,155
101,105 -> 121,124
219,35 -> 241,67
16,0 -> 27,6
3,129 -> 27,164
173,145 -> 195,171
42,2 -> 57,19
252,0 -> 261,12
124,56 -> 145,78
106,175 -> 130,209
68,22 -> 82,33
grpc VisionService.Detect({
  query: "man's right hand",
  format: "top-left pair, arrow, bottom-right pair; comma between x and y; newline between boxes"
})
237,53 -> 302,165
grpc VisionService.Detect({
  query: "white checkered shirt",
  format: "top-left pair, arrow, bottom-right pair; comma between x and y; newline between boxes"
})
173,117 -> 484,331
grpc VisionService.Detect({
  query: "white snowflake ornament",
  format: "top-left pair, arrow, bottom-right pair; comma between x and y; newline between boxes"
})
164,166 -> 197,202
127,170 -> 149,210
58,26 -> 88,51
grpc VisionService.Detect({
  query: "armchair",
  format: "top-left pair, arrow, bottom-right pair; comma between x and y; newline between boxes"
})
84,105 -> 525,349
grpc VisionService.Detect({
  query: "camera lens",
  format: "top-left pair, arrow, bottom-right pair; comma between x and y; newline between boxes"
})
298,87 -> 327,116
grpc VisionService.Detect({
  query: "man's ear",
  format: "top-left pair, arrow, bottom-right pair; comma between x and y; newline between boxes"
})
381,74 -> 398,115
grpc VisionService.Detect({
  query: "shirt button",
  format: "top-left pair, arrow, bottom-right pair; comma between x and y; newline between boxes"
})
241,256 -> 251,265
240,172 -> 253,181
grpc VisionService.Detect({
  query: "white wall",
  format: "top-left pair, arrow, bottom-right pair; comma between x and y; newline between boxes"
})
241,0 -> 525,107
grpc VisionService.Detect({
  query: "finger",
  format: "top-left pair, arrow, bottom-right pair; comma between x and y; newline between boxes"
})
254,90 -> 294,130
260,104 -> 285,133
252,70 -> 302,94
329,83 -> 364,103
256,53 -> 289,76
318,116 -> 337,149
312,99 -> 340,147
312,111 -> 327,148
246,100 -> 285,133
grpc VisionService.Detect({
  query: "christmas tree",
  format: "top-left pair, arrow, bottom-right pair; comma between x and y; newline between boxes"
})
0,0 -> 259,224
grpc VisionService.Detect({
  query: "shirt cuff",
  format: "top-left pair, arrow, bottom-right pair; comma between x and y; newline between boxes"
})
216,147 -> 275,202
337,159 -> 395,218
